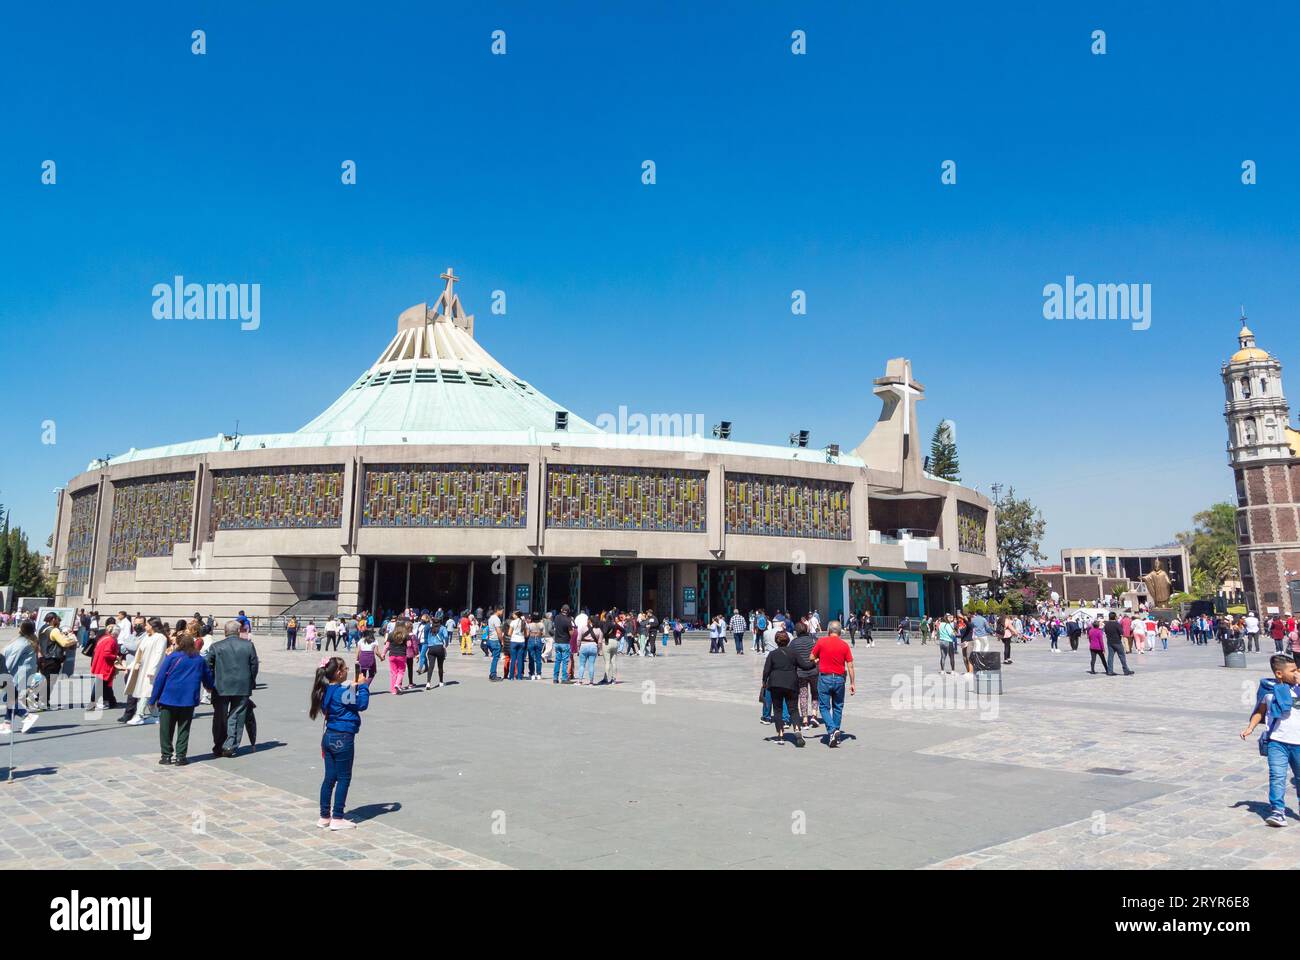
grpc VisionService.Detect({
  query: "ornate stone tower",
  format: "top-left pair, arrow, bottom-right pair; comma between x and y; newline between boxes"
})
1223,316 -> 1291,466
1223,314 -> 1300,616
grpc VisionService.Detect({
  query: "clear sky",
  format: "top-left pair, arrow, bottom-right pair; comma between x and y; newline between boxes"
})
3,1 -> 1297,559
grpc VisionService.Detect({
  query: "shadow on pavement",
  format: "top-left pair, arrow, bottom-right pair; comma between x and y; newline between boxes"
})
0,765 -> 58,781
350,801 -> 402,823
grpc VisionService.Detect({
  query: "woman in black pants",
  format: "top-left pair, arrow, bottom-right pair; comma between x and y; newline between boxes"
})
424,619 -> 448,690
761,631 -> 810,748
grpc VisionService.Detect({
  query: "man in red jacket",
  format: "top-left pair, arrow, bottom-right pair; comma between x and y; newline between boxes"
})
809,621 -> 856,748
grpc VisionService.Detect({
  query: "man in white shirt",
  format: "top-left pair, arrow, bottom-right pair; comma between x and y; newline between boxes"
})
1245,613 -> 1262,652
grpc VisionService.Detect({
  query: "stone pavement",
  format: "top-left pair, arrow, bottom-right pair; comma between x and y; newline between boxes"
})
0,753 -> 505,870
0,627 -> 1291,868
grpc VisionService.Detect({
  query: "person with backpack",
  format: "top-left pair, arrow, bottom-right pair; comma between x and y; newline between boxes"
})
1242,654 -> 1300,827
753,609 -> 768,654
37,612 -> 77,707
423,617 -> 449,690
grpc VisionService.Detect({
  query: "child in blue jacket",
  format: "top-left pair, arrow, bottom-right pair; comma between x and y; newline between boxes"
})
1242,654 -> 1300,827
309,655 -> 371,830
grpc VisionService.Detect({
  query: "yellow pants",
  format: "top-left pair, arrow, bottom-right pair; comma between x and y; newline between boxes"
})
460,634 -> 473,655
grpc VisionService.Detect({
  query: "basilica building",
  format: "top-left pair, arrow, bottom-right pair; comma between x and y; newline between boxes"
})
52,270 -> 995,622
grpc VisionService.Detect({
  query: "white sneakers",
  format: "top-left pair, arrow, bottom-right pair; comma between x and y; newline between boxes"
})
329,818 -> 357,831
1,715 -> 42,735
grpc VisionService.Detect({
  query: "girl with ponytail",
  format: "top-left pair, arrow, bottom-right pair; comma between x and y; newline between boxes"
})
309,655 -> 370,830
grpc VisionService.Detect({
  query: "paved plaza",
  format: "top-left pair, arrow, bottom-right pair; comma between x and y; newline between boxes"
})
0,629 -> 1292,869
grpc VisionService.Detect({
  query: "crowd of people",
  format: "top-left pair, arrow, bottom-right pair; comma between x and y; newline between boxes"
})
1,609 -> 259,768
9,594 -> 1293,830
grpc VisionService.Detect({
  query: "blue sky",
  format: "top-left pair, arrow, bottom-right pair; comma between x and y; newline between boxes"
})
3,1 -> 1298,558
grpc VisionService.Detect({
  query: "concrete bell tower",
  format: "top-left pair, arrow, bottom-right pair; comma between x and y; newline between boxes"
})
1223,313 -> 1292,466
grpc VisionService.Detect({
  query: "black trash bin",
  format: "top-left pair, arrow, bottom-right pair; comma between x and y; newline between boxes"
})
1221,634 -> 1247,668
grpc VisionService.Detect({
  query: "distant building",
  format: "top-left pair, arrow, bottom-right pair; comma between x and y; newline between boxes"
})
1041,546 -> 1190,606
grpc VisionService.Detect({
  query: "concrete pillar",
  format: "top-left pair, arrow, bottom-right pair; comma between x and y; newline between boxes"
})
52,488 -> 68,604
853,470 -> 871,558
708,464 -> 725,556
655,564 -> 674,619
511,557 -> 535,613
765,567 -> 787,614
87,476 -> 111,604
341,457 -> 358,551
193,462 -> 215,555
940,493 -> 958,552
627,563 -> 643,612
809,567 -> 829,620
338,554 -> 363,613
528,459 -> 543,551
676,560 -> 698,621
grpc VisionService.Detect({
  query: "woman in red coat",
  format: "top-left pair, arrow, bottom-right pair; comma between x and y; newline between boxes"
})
90,621 -> 123,709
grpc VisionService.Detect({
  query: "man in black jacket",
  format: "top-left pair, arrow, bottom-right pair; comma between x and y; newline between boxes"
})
205,620 -> 260,757
1104,612 -> 1134,676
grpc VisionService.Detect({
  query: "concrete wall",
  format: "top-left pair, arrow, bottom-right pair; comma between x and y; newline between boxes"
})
56,440 -> 996,618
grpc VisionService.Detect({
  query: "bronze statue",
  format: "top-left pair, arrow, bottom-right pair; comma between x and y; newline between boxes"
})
1142,559 -> 1173,607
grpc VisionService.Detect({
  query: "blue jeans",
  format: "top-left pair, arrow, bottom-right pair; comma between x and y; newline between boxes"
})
734,634 -> 744,654
761,689 -> 791,724
1106,643 -> 1130,674
817,674 -> 846,735
553,643 -> 571,680
488,639 -> 502,678
509,641 -> 527,679
320,731 -> 356,819
578,642 -> 598,682
1268,739 -> 1300,815
527,639 -> 543,675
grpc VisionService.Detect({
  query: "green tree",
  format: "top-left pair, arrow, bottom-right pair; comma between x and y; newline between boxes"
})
990,486 -> 1046,599
928,420 -> 960,481
0,508 -> 10,586
1176,503 -> 1239,598
1,525 -> 54,600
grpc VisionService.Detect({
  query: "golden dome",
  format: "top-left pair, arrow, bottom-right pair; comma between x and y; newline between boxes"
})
1232,346 -> 1272,363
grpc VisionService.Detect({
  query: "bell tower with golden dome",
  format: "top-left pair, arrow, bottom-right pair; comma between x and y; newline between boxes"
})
1223,312 -> 1293,467
1223,311 -> 1300,617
